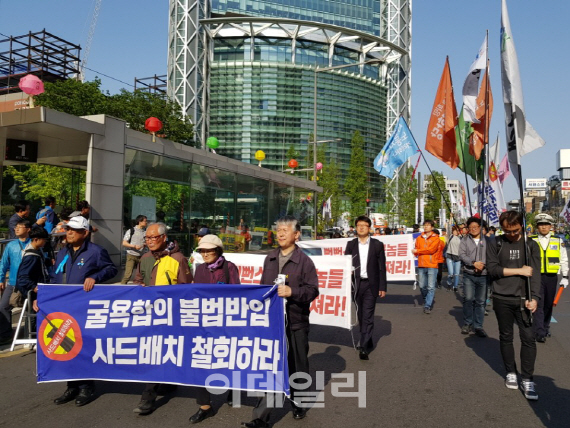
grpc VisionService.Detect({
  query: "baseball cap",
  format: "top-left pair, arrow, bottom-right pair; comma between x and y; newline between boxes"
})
197,227 -> 210,236
196,234 -> 223,250
64,216 -> 90,230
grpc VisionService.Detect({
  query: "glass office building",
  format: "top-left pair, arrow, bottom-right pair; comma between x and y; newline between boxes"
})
168,0 -> 411,204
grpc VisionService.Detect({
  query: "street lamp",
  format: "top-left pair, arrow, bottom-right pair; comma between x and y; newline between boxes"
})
313,58 -> 384,183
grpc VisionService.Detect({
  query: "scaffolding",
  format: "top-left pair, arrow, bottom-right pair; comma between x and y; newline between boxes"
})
0,29 -> 81,95
134,74 -> 167,95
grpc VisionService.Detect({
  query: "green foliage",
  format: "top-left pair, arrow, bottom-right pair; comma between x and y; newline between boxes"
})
34,78 -> 194,145
107,90 -> 194,145
34,78 -> 108,116
315,144 -> 342,233
285,144 -> 300,161
386,166 -> 418,227
345,130 -> 367,218
3,165 -> 85,208
423,171 -> 449,227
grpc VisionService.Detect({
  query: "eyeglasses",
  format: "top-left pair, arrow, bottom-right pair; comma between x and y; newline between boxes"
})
144,234 -> 164,242
198,248 -> 216,254
503,228 -> 522,236
15,225 -> 30,229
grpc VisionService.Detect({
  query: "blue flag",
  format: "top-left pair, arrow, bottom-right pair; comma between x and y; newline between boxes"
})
373,116 -> 419,178
36,283 -> 290,396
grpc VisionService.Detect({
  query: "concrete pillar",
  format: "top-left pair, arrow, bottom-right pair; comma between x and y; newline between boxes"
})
85,116 -> 125,268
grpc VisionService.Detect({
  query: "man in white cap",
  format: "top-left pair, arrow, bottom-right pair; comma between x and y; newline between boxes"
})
530,213 -> 568,342
49,215 -> 118,407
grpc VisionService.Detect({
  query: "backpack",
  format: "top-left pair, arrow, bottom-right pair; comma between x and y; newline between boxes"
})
127,227 -> 135,243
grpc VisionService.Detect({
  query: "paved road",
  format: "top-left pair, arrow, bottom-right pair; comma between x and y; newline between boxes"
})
1,278 -> 570,428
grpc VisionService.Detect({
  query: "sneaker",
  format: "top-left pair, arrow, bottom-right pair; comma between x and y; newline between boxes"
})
505,373 -> 518,390
536,336 -> 546,343
521,380 -> 538,400
133,399 -> 156,415
423,307 -> 431,314
453,287 -> 458,292
474,328 -> 488,338
461,325 -> 472,335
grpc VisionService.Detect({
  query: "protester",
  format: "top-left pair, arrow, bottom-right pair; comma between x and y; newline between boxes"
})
17,227 -> 50,332
486,210 -> 541,400
445,226 -> 462,292
132,222 -> 192,416
530,213 -> 568,342
373,228 -> 382,236
459,217 -> 488,337
434,229 -> 445,288
43,215 -> 117,406
242,216 -> 319,428
36,196 -> 58,233
412,224 -> 420,233
121,215 -> 148,284
189,234 -> 240,424
8,200 -> 45,238
344,215 -> 387,360
0,219 -> 31,344
346,226 -> 356,237
413,220 -> 440,314
189,227 -> 210,275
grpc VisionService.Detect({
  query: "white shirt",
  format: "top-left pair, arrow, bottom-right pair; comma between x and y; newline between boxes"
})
358,237 -> 371,279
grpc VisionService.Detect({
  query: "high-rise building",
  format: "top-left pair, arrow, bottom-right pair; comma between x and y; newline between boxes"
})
168,0 -> 411,202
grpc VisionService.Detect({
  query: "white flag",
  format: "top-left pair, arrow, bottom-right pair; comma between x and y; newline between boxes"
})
322,196 -> 332,221
501,0 -> 545,187
488,135 -> 507,213
463,35 -> 488,123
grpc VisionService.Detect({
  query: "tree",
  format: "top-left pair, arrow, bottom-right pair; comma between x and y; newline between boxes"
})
423,171 -> 449,226
107,89 -> 194,145
34,78 -> 108,116
345,130 -> 367,218
35,78 -> 194,145
285,144 -> 300,162
3,165 -> 85,208
386,166 -> 418,227
314,144 -> 342,233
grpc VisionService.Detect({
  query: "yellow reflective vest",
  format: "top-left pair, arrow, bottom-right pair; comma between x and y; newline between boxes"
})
530,234 -> 561,274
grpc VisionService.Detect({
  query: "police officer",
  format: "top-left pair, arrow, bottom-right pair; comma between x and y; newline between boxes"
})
530,213 -> 569,342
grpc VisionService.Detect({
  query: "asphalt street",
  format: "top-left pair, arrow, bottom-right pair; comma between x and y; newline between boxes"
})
1,277 -> 570,428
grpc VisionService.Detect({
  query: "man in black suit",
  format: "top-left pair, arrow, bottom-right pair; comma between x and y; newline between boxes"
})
345,215 -> 388,360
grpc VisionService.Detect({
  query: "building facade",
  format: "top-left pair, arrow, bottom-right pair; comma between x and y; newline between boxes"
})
167,0 -> 411,202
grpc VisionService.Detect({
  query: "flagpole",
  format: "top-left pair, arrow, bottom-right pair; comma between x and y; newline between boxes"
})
411,139 -> 458,226
459,136 -> 473,216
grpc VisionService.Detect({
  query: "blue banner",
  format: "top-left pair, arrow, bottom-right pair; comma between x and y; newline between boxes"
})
36,283 -> 290,396
374,116 -> 419,179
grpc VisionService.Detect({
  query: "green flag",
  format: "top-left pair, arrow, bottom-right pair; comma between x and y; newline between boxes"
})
455,107 -> 485,181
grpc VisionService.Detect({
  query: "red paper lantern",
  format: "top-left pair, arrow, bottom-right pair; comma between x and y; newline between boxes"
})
288,159 -> 298,169
145,117 -> 163,133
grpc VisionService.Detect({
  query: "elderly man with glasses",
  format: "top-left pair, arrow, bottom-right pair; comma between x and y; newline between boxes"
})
132,222 -> 193,416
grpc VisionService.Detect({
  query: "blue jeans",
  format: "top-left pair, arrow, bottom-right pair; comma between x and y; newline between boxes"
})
418,267 -> 437,309
462,272 -> 487,329
445,257 -> 461,288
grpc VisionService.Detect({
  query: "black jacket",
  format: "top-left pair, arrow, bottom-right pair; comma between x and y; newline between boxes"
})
345,237 -> 388,296
260,245 -> 319,331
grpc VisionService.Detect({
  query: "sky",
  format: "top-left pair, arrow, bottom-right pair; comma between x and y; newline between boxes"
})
0,0 -> 568,202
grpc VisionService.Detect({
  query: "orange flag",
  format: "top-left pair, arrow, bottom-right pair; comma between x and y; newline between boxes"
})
426,57 -> 459,169
470,68 -> 494,160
